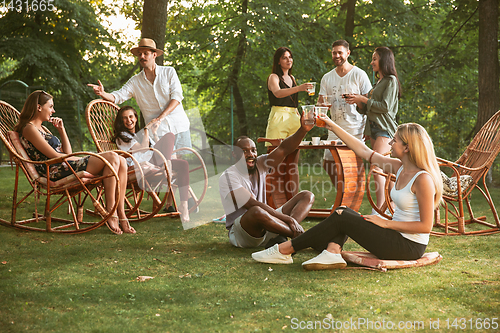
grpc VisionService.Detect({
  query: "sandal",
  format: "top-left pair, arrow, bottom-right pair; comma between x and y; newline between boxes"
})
119,219 -> 136,234
106,216 -> 123,235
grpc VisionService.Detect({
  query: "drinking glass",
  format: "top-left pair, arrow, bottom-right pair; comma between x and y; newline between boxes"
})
301,105 -> 315,125
315,106 -> 329,127
321,94 -> 334,109
307,82 -> 316,96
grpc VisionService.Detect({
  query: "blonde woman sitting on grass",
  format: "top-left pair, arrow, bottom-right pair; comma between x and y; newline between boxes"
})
252,114 -> 442,270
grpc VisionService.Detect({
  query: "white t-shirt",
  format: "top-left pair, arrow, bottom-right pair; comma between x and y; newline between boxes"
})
319,66 -> 372,159
219,154 -> 268,230
115,131 -> 154,166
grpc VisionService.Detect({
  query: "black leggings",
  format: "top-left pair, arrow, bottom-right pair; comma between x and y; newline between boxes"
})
291,207 -> 427,260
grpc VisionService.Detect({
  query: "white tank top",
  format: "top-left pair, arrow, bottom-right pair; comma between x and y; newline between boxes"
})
390,166 -> 430,245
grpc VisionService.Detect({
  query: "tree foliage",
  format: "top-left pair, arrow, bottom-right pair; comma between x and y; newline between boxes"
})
0,0 -> 135,148
1,0 -> 498,165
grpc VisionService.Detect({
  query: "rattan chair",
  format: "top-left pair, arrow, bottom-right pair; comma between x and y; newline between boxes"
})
366,111 -> 500,235
0,101 -> 119,233
434,110 -> 500,235
85,99 -> 208,219
365,161 -> 396,220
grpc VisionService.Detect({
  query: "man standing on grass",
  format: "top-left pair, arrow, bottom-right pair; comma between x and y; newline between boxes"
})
318,40 -> 372,166
219,116 -> 315,249
88,37 -> 191,152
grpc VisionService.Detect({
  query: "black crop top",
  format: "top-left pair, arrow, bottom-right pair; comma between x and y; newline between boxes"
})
267,76 -> 298,108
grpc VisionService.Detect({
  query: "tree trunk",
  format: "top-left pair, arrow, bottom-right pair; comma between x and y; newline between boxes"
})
141,0 -> 169,65
228,0 -> 248,136
476,0 -> 499,132
344,0 -> 356,42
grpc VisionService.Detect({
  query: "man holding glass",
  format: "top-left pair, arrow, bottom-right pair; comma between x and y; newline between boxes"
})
317,39 -> 372,169
219,117 -> 315,249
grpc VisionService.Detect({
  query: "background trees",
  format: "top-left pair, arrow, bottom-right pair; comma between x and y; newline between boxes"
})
0,0 -> 133,149
1,0 -> 498,169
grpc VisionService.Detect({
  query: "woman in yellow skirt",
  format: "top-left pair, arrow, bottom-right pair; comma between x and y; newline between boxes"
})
266,47 -> 312,143
266,47 -> 313,203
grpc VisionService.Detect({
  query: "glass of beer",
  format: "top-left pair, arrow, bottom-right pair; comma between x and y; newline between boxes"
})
323,94 -> 334,109
315,106 -> 329,127
307,82 -> 316,96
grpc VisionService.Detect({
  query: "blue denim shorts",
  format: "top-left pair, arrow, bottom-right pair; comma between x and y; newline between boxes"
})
369,121 -> 391,140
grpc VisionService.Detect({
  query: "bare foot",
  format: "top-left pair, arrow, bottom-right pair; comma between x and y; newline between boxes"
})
119,219 -> 136,234
106,216 -> 123,235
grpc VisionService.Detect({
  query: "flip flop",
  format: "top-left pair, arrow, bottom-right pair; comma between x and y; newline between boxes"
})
119,219 -> 136,234
106,216 -> 123,235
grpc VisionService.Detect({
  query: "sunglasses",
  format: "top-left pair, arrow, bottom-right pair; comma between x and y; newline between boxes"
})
34,90 -> 50,105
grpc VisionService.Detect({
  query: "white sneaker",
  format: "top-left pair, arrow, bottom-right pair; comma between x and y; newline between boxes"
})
251,244 -> 293,264
302,250 -> 347,271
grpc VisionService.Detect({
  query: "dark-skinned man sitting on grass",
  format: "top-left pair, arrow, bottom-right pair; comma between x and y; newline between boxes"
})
219,115 -> 315,249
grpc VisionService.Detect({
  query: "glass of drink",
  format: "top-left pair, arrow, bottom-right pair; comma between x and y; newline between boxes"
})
319,94 -> 334,109
315,106 -> 329,127
301,105 -> 315,125
307,82 -> 316,96
323,95 -> 335,109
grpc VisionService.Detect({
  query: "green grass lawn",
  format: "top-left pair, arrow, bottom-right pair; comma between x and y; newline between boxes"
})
0,165 -> 499,332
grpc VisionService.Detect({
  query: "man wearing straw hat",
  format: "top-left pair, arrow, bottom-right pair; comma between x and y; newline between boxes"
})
88,37 -> 191,152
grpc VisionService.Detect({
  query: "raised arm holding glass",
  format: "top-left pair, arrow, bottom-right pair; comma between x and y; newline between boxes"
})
252,113 -> 442,270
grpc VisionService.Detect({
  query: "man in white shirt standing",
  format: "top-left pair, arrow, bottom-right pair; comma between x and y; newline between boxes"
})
318,39 -> 372,160
316,39 -> 372,189
88,38 -> 191,152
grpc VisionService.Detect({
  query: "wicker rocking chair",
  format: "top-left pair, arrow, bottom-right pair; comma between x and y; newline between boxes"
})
366,111 -> 500,235
434,110 -> 500,235
0,101 -> 120,233
85,99 -> 208,220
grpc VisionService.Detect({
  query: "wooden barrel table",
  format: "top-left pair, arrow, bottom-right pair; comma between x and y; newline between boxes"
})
259,139 -> 365,218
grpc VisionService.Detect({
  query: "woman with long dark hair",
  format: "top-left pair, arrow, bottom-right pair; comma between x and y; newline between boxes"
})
344,46 -> 401,212
15,91 -> 134,235
265,47 -> 313,200
113,106 -> 190,223
265,46 -> 313,143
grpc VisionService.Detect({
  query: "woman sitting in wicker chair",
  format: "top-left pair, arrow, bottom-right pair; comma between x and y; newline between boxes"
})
15,90 -> 135,235
113,106 -> 190,223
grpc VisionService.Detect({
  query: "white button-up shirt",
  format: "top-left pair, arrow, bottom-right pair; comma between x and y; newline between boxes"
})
111,65 -> 190,136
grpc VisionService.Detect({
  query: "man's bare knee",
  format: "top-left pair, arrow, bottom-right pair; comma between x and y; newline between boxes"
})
298,190 -> 315,203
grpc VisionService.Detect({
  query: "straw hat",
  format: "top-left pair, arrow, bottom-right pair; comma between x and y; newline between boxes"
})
130,38 -> 164,56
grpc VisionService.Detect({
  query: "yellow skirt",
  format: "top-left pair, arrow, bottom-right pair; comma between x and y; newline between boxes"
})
265,106 -> 301,146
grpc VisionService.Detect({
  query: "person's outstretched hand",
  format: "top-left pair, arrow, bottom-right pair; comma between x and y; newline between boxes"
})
87,80 -> 105,97
316,113 -> 335,130
300,112 -> 315,132
298,82 -> 314,92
